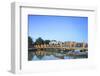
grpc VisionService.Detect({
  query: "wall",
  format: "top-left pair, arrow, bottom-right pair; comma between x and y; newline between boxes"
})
0,0 -> 100,76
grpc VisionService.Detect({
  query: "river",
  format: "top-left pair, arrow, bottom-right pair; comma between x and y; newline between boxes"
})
28,49 -> 88,61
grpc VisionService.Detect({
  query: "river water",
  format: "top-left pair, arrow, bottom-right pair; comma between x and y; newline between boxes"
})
28,50 -> 88,61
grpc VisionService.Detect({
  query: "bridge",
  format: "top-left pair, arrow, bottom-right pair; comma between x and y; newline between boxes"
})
33,44 -> 88,51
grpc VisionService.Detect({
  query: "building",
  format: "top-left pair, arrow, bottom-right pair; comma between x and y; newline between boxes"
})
49,40 -> 58,45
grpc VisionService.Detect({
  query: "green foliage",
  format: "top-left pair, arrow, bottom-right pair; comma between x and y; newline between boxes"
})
28,36 -> 33,46
28,36 -> 51,45
35,37 -> 44,45
44,40 -> 50,44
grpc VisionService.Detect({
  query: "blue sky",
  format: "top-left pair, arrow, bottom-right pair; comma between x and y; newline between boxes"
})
28,15 -> 88,43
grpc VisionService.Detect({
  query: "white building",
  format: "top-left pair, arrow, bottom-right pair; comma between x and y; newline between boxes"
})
49,40 -> 63,47
49,40 -> 58,45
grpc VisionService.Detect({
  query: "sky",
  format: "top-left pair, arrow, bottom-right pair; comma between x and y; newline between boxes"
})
28,15 -> 88,43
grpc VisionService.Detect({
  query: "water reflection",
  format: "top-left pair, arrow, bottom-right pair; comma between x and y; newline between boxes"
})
28,49 -> 88,61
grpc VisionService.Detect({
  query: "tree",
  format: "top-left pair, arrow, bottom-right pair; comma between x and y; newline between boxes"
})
28,36 -> 33,46
35,37 -> 44,45
44,40 -> 50,44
